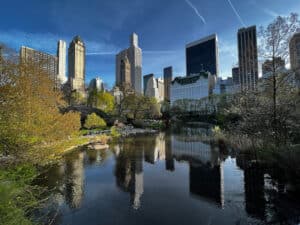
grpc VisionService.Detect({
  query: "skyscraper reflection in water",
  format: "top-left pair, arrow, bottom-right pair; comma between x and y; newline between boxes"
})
64,151 -> 85,209
171,129 -> 224,208
236,154 -> 266,219
115,129 -> 226,209
114,140 -> 144,210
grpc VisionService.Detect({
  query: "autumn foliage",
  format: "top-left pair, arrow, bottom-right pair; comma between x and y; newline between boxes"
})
84,113 -> 107,129
0,48 -> 81,155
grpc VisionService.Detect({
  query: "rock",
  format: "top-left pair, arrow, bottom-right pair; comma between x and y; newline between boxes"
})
89,143 -> 109,150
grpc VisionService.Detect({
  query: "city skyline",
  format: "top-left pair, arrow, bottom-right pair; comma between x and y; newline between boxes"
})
1,0 -> 300,87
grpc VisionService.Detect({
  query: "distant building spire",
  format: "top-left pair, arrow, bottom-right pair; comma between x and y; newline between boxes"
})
130,33 -> 138,47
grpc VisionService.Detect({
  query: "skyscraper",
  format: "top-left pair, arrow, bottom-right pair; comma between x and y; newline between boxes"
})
116,33 -> 142,93
232,67 -> 240,85
116,52 -> 131,89
186,34 -> 219,77
238,26 -> 259,91
57,40 -> 67,84
289,32 -> 300,87
163,66 -> 173,102
89,77 -> 104,92
20,46 -> 58,85
143,74 -> 154,96
68,36 -> 86,96
144,74 -> 164,102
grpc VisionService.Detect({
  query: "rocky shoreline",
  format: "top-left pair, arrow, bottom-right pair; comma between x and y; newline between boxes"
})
84,125 -> 158,138
118,126 -> 158,137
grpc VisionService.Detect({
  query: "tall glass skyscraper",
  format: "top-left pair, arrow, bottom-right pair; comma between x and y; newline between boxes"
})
186,34 -> 219,77
238,26 -> 258,91
163,66 -> 173,101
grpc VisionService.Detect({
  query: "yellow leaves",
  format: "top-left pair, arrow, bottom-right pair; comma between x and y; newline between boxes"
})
0,54 -> 81,155
84,113 -> 106,129
87,90 -> 115,113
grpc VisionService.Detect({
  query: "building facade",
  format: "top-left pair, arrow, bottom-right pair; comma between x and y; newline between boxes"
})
238,26 -> 259,91
163,66 -> 173,102
170,71 -> 215,106
144,74 -> 164,102
89,77 -> 104,92
68,36 -> 86,96
186,34 -> 219,77
20,46 -> 58,85
262,57 -> 285,78
289,32 -> 300,88
143,74 -> 153,95
57,40 -> 67,84
116,33 -> 142,93
232,67 -> 240,85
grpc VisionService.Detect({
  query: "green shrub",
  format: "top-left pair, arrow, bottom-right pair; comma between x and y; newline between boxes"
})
110,126 -> 120,138
84,113 -> 107,129
0,164 -> 40,225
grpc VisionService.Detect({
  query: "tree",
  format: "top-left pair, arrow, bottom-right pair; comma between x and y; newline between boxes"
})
87,90 -> 115,114
70,90 -> 86,105
0,46 -> 81,156
114,86 -> 161,120
258,13 -> 300,141
97,91 -> 115,113
84,113 -> 107,129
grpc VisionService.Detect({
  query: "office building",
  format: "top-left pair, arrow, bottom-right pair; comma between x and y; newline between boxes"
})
163,66 -> 173,101
20,46 -> 58,84
232,67 -> 239,85
262,57 -> 285,78
89,77 -> 104,92
186,34 -> 219,77
116,33 -> 142,93
238,26 -> 259,91
143,74 -> 154,95
170,71 -> 215,106
57,40 -> 67,84
144,74 -> 164,102
68,35 -> 86,96
118,53 -> 131,89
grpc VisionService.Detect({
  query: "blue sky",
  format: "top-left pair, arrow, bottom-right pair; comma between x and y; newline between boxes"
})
1,0 -> 299,88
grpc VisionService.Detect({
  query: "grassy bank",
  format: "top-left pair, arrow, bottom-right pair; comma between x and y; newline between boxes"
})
25,134 -> 110,165
0,133 -> 110,225
0,164 -> 41,225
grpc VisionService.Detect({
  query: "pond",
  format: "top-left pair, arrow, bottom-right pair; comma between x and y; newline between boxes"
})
37,125 -> 300,225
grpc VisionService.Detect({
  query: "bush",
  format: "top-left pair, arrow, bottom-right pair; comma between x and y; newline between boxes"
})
84,113 -> 107,130
110,126 -> 120,138
98,135 -> 109,145
0,164 -> 41,225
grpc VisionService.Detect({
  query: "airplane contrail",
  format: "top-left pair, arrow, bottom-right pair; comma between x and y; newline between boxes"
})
226,0 -> 246,27
184,0 -> 206,24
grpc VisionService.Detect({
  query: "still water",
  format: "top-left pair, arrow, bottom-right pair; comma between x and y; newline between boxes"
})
38,125 -> 300,225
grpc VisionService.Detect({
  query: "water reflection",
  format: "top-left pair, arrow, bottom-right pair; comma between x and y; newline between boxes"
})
114,140 -> 144,210
113,129 -> 226,210
64,151 -> 85,209
38,125 -> 300,225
